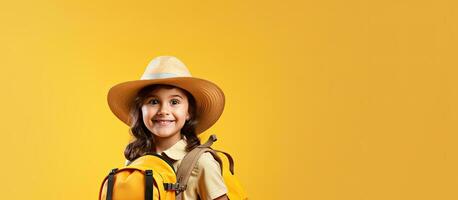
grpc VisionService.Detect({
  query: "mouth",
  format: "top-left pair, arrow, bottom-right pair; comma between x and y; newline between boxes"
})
152,120 -> 175,126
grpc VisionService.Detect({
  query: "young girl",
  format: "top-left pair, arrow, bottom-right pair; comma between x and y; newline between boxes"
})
107,56 -> 229,200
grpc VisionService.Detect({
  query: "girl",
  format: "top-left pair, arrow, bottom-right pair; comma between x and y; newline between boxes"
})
107,56 -> 229,200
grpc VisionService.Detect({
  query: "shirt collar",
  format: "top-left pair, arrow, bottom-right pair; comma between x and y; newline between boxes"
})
161,138 -> 188,161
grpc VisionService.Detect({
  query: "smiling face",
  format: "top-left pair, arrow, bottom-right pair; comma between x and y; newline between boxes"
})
141,87 -> 191,141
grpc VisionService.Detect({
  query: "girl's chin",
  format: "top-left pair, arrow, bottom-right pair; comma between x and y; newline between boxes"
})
151,131 -> 180,139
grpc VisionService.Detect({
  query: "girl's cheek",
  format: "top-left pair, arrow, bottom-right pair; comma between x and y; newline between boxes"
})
141,107 -> 152,119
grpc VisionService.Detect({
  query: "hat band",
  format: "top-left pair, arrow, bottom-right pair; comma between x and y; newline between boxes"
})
141,73 -> 191,80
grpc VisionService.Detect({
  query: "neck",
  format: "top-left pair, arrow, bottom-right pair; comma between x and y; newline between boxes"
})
154,133 -> 182,154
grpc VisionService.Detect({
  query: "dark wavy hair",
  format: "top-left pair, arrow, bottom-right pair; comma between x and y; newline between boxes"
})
124,84 -> 201,162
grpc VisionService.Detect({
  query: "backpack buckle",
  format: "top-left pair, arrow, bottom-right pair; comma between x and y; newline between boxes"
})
163,183 -> 186,191
145,170 -> 153,176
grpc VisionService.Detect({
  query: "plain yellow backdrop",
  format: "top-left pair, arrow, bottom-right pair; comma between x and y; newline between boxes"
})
1,0 -> 457,199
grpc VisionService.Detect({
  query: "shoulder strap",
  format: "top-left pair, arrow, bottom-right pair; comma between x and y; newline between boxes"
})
175,134 -> 223,200
214,149 -> 235,175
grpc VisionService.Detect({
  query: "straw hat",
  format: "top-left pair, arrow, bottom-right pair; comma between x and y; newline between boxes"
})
107,56 -> 225,135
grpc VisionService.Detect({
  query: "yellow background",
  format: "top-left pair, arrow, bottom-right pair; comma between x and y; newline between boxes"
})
1,0 -> 457,199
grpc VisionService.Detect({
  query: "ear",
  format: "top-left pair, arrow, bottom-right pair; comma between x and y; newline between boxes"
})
186,113 -> 191,120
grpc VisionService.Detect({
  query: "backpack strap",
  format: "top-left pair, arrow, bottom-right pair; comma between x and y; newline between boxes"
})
199,135 -> 236,174
200,134 -> 218,148
175,134 -> 223,200
214,149 -> 235,175
105,168 -> 118,200
144,170 -> 154,200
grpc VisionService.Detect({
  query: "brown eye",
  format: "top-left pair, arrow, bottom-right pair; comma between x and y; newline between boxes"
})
171,99 -> 180,105
149,99 -> 159,105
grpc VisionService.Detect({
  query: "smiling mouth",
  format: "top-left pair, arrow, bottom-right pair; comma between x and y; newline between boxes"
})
153,120 -> 175,126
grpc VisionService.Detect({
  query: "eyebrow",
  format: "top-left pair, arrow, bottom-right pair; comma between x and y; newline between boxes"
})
146,94 -> 184,99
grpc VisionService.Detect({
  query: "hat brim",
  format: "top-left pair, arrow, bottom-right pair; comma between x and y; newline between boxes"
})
107,77 -> 225,135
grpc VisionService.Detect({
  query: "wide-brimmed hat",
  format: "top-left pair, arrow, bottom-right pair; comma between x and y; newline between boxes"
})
107,56 -> 225,135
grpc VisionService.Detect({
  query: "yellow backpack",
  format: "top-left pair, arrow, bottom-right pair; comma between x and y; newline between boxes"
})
98,134 -> 248,200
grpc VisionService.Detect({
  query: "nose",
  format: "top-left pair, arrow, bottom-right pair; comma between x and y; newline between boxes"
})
156,104 -> 170,116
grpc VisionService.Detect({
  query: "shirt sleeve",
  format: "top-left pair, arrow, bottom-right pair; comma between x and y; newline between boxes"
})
196,152 -> 228,200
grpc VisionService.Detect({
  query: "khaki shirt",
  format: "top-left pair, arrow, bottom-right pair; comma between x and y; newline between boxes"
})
125,139 -> 228,200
